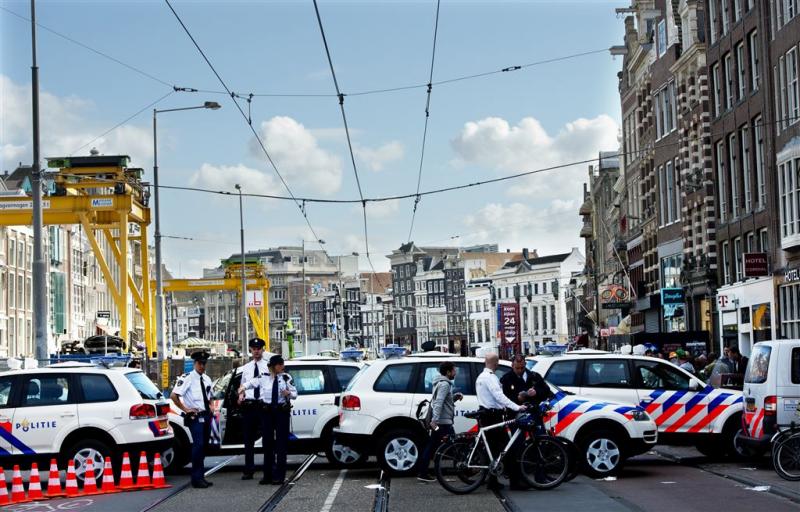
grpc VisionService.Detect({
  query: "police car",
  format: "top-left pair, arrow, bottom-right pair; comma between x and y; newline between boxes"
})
335,352 -> 658,478
530,352 -> 744,458
0,363 -> 173,481
168,357 -> 364,469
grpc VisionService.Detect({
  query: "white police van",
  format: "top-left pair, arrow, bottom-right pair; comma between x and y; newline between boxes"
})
0,364 -> 173,481
168,357 -> 364,469
531,352 -> 744,457
738,340 -> 800,454
335,352 -> 657,478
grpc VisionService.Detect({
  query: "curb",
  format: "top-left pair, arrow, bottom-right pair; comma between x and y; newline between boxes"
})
653,449 -> 800,505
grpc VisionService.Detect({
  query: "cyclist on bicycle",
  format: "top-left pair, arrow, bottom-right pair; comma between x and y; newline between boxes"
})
417,361 -> 463,483
476,353 -> 527,490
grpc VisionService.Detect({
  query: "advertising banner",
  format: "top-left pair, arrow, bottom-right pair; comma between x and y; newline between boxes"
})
498,303 -> 521,358
600,284 -> 631,309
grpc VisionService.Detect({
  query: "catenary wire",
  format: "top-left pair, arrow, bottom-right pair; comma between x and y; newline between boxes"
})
69,90 -> 176,156
164,0 -> 328,254
407,0 -> 442,243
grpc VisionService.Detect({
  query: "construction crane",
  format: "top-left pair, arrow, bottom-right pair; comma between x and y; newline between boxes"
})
0,153 -> 153,354
157,258 -> 271,349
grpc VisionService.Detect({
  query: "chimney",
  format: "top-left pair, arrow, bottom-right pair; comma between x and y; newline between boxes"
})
522,248 -> 529,260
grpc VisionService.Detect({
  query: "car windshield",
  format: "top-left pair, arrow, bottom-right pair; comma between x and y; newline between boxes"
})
344,363 -> 371,392
125,371 -> 163,400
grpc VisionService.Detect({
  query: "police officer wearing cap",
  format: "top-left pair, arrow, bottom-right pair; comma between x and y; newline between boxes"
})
171,351 -> 215,489
240,354 -> 297,484
238,338 -> 269,480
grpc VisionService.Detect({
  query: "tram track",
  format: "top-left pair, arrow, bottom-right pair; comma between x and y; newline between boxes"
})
256,454 -> 318,512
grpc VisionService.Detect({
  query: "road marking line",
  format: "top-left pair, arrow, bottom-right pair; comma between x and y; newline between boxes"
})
320,469 -> 347,512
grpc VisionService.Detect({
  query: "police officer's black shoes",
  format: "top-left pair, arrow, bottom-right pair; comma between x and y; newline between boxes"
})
242,473 -> 254,481
258,478 -> 271,485
272,479 -> 285,485
202,479 -> 214,487
191,480 -> 210,489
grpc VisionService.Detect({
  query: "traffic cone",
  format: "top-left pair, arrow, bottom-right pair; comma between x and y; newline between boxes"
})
100,457 -> 119,494
0,467 -> 10,505
10,465 -> 30,503
46,459 -> 65,498
27,463 -> 44,500
135,452 -> 151,488
150,453 -> 170,489
82,459 -> 99,495
118,452 -> 135,490
65,460 -> 79,497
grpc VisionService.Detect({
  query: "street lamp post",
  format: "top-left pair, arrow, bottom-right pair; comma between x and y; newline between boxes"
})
235,184 -> 247,356
153,101 -> 220,385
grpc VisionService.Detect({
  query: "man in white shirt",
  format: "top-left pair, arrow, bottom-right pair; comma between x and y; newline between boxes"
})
475,353 -> 526,490
238,338 -> 270,481
171,351 -> 215,489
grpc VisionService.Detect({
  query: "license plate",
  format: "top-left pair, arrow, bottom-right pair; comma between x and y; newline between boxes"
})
157,419 -> 169,429
745,402 -> 756,412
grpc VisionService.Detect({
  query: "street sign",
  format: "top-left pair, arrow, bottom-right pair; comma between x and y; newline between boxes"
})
498,303 -> 521,357
743,252 -> 769,278
161,360 -> 170,389
97,310 -> 111,319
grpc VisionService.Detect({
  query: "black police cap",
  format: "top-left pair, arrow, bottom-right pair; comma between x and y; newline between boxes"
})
191,351 -> 210,362
268,355 -> 285,366
248,337 -> 266,349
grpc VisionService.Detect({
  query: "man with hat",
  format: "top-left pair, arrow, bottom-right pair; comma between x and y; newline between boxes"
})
239,354 -> 297,484
238,338 -> 270,480
171,351 -> 215,489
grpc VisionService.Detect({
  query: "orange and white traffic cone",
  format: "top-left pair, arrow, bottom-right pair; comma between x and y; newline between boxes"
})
65,460 -> 79,497
10,465 -> 30,503
0,467 -> 10,505
118,452 -> 135,490
135,452 -> 151,489
82,459 -> 99,495
150,453 -> 171,489
27,463 -> 44,500
46,459 -> 65,498
100,457 -> 119,494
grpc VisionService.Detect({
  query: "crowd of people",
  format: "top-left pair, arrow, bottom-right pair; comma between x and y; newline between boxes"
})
624,344 -> 749,384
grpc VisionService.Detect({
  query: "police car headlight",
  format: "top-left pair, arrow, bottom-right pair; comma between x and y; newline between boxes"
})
631,409 -> 650,422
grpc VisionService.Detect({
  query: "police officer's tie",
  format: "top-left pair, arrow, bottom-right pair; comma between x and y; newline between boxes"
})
271,375 -> 279,407
253,363 -> 261,400
201,378 -> 211,412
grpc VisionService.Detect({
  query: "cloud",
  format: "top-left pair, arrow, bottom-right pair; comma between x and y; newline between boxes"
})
0,75 -> 152,171
189,163 -> 275,195
253,116 -> 342,195
354,141 -> 404,171
450,114 -> 619,199
463,200 -> 584,257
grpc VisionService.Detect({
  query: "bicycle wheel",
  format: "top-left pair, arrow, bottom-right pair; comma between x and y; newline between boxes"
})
434,438 -> 488,495
519,436 -> 569,490
772,432 -> 800,481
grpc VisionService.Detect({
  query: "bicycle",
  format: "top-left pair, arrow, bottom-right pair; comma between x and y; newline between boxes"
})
433,408 -> 569,495
771,422 -> 800,481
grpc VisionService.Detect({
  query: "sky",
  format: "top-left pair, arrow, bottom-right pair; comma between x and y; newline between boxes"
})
1,0 -> 625,277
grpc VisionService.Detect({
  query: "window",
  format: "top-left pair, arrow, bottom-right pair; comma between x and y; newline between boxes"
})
660,160 -> 679,224
0,376 -> 14,408
744,345 -> 771,384
717,141 -> 728,221
736,42 -> 746,100
787,48 -> 799,124
722,0 -> 730,33
582,360 -> 631,388
755,116 -> 766,209
780,158 -> 800,241
374,364 -> 414,393
20,376 -> 71,407
734,0 -> 742,21
417,363 -> 472,395
710,0 -> 718,43
792,347 -> 800,384
126,372 -> 162,400
741,125 -> 752,213
550,305 -> 556,332
8,240 -> 14,266
712,63 -> 722,117
533,306 -> 539,331
79,375 -> 118,403
331,366 -> 359,392
746,231 -> 756,252
722,241 -> 731,284
728,133 -> 739,217
759,228 -> 769,252
657,20 -> 667,57
9,272 -> 15,308
724,53 -> 734,109
734,237 -> 743,281
545,360 -> 580,387
661,254 -> 682,288
749,31 -> 760,91
634,361 -> 690,390
288,368 -> 326,395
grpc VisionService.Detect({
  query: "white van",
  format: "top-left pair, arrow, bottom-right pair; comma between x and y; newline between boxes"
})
739,340 -> 800,454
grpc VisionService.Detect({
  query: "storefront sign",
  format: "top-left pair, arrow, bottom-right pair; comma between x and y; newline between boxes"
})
786,268 -> 800,283
660,288 -> 685,304
743,253 -> 769,278
600,284 -> 631,309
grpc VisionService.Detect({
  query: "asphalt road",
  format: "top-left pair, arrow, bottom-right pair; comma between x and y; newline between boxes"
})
3,447 -> 798,512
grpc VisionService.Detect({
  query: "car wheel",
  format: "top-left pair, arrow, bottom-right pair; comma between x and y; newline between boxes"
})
378,429 -> 421,476
325,435 -> 368,467
64,440 -> 109,483
578,430 -> 624,478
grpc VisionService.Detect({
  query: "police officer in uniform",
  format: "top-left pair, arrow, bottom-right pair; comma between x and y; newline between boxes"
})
238,338 -> 270,480
240,354 -> 297,484
171,351 -> 215,489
